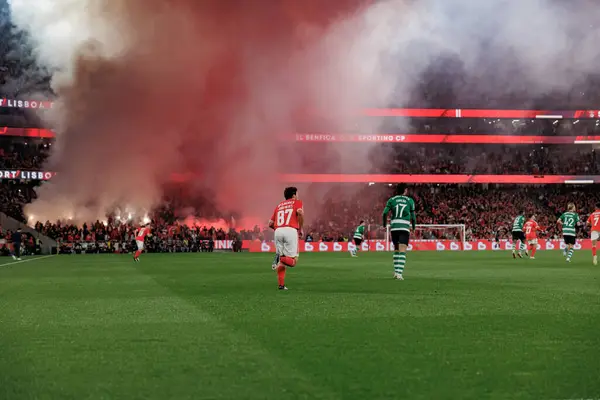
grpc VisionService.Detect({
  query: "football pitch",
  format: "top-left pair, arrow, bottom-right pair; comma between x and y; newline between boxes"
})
0,251 -> 599,400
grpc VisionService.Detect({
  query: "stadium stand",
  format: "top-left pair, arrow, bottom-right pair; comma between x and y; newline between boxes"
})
1,3 -> 600,254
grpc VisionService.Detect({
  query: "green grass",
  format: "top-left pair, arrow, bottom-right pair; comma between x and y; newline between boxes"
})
0,251 -> 599,400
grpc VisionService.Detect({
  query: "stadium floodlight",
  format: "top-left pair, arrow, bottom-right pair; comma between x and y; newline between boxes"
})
564,180 -> 594,185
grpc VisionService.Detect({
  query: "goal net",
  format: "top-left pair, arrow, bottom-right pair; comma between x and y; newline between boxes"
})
375,224 -> 467,251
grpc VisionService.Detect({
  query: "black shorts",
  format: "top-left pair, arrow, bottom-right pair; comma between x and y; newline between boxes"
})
391,230 -> 410,248
563,235 -> 576,246
512,231 -> 526,242
353,238 -> 363,246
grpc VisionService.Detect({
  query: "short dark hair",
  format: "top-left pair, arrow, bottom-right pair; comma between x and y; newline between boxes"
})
359,220 -> 365,225
284,186 -> 298,200
519,210 -> 525,215
396,184 -> 407,195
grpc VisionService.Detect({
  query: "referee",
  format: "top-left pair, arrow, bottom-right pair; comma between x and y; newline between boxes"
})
11,228 -> 23,261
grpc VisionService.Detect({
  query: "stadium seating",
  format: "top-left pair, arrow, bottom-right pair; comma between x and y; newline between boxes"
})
0,134 -> 599,249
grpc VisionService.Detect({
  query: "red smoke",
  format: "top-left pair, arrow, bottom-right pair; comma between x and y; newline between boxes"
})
26,0 -> 381,224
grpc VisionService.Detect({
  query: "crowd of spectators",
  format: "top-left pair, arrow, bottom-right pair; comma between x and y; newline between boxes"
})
0,181 -> 36,221
301,184 -> 600,242
383,145 -> 599,175
33,218 -> 246,254
1,181 -> 600,253
0,139 -> 599,250
2,0 -> 600,254
0,137 -> 50,170
296,144 -> 600,175
375,118 -> 600,137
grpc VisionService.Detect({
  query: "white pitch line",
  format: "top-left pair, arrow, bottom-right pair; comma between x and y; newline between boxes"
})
0,255 -> 55,267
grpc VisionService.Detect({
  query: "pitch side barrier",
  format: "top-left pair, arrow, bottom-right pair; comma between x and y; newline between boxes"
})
47,239 -> 593,253
248,239 -> 593,252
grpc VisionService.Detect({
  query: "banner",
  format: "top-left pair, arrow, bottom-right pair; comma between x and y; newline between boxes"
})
52,239 -> 593,253
295,133 -> 600,145
280,174 -> 600,184
243,239 -> 594,252
3,170 -> 599,184
4,126 -> 597,145
0,99 -> 54,109
4,128 -> 598,145
363,108 -> 600,119
0,170 -> 55,180
1,99 -> 597,118
0,127 -> 55,138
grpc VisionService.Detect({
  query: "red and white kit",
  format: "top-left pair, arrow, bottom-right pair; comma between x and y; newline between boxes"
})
588,211 -> 600,241
524,219 -> 542,244
270,199 -> 303,257
135,226 -> 150,250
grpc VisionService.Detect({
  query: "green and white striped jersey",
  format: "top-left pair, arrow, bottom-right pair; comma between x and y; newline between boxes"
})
512,215 -> 525,232
383,195 -> 416,232
353,225 -> 365,239
559,211 -> 580,236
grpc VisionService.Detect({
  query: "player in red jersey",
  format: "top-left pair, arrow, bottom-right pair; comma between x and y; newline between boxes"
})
133,223 -> 151,262
268,186 -> 304,290
586,202 -> 600,265
523,215 -> 543,259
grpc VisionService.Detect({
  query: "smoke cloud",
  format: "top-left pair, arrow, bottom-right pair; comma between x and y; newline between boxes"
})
10,0 -> 400,224
7,0 -> 600,224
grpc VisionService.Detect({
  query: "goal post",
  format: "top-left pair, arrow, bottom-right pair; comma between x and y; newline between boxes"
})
385,224 -> 467,251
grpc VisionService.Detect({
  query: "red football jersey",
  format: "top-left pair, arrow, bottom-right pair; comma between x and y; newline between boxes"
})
271,199 -> 303,230
524,220 -> 541,239
136,227 -> 150,241
588,210 -> 600,231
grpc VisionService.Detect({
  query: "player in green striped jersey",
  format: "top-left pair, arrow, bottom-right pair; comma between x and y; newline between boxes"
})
350,221 -> 366,257
558,203 -> 580,263
511,211 -> 528,258
382,184 -> 416,280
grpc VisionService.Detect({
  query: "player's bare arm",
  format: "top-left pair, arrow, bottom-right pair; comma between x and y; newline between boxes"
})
268,219 -> 275,230
297,208 -> 304,238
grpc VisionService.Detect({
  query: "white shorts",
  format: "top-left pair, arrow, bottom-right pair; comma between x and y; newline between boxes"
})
591,231 -> 600,241
527,238 -> 538,245
274,227 -> 299,257
136,240 -> 145,250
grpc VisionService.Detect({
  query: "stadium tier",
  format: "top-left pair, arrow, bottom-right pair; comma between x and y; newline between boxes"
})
2,98 -> 600,119
363,108 -> 600,119
5,128 -> 600,144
